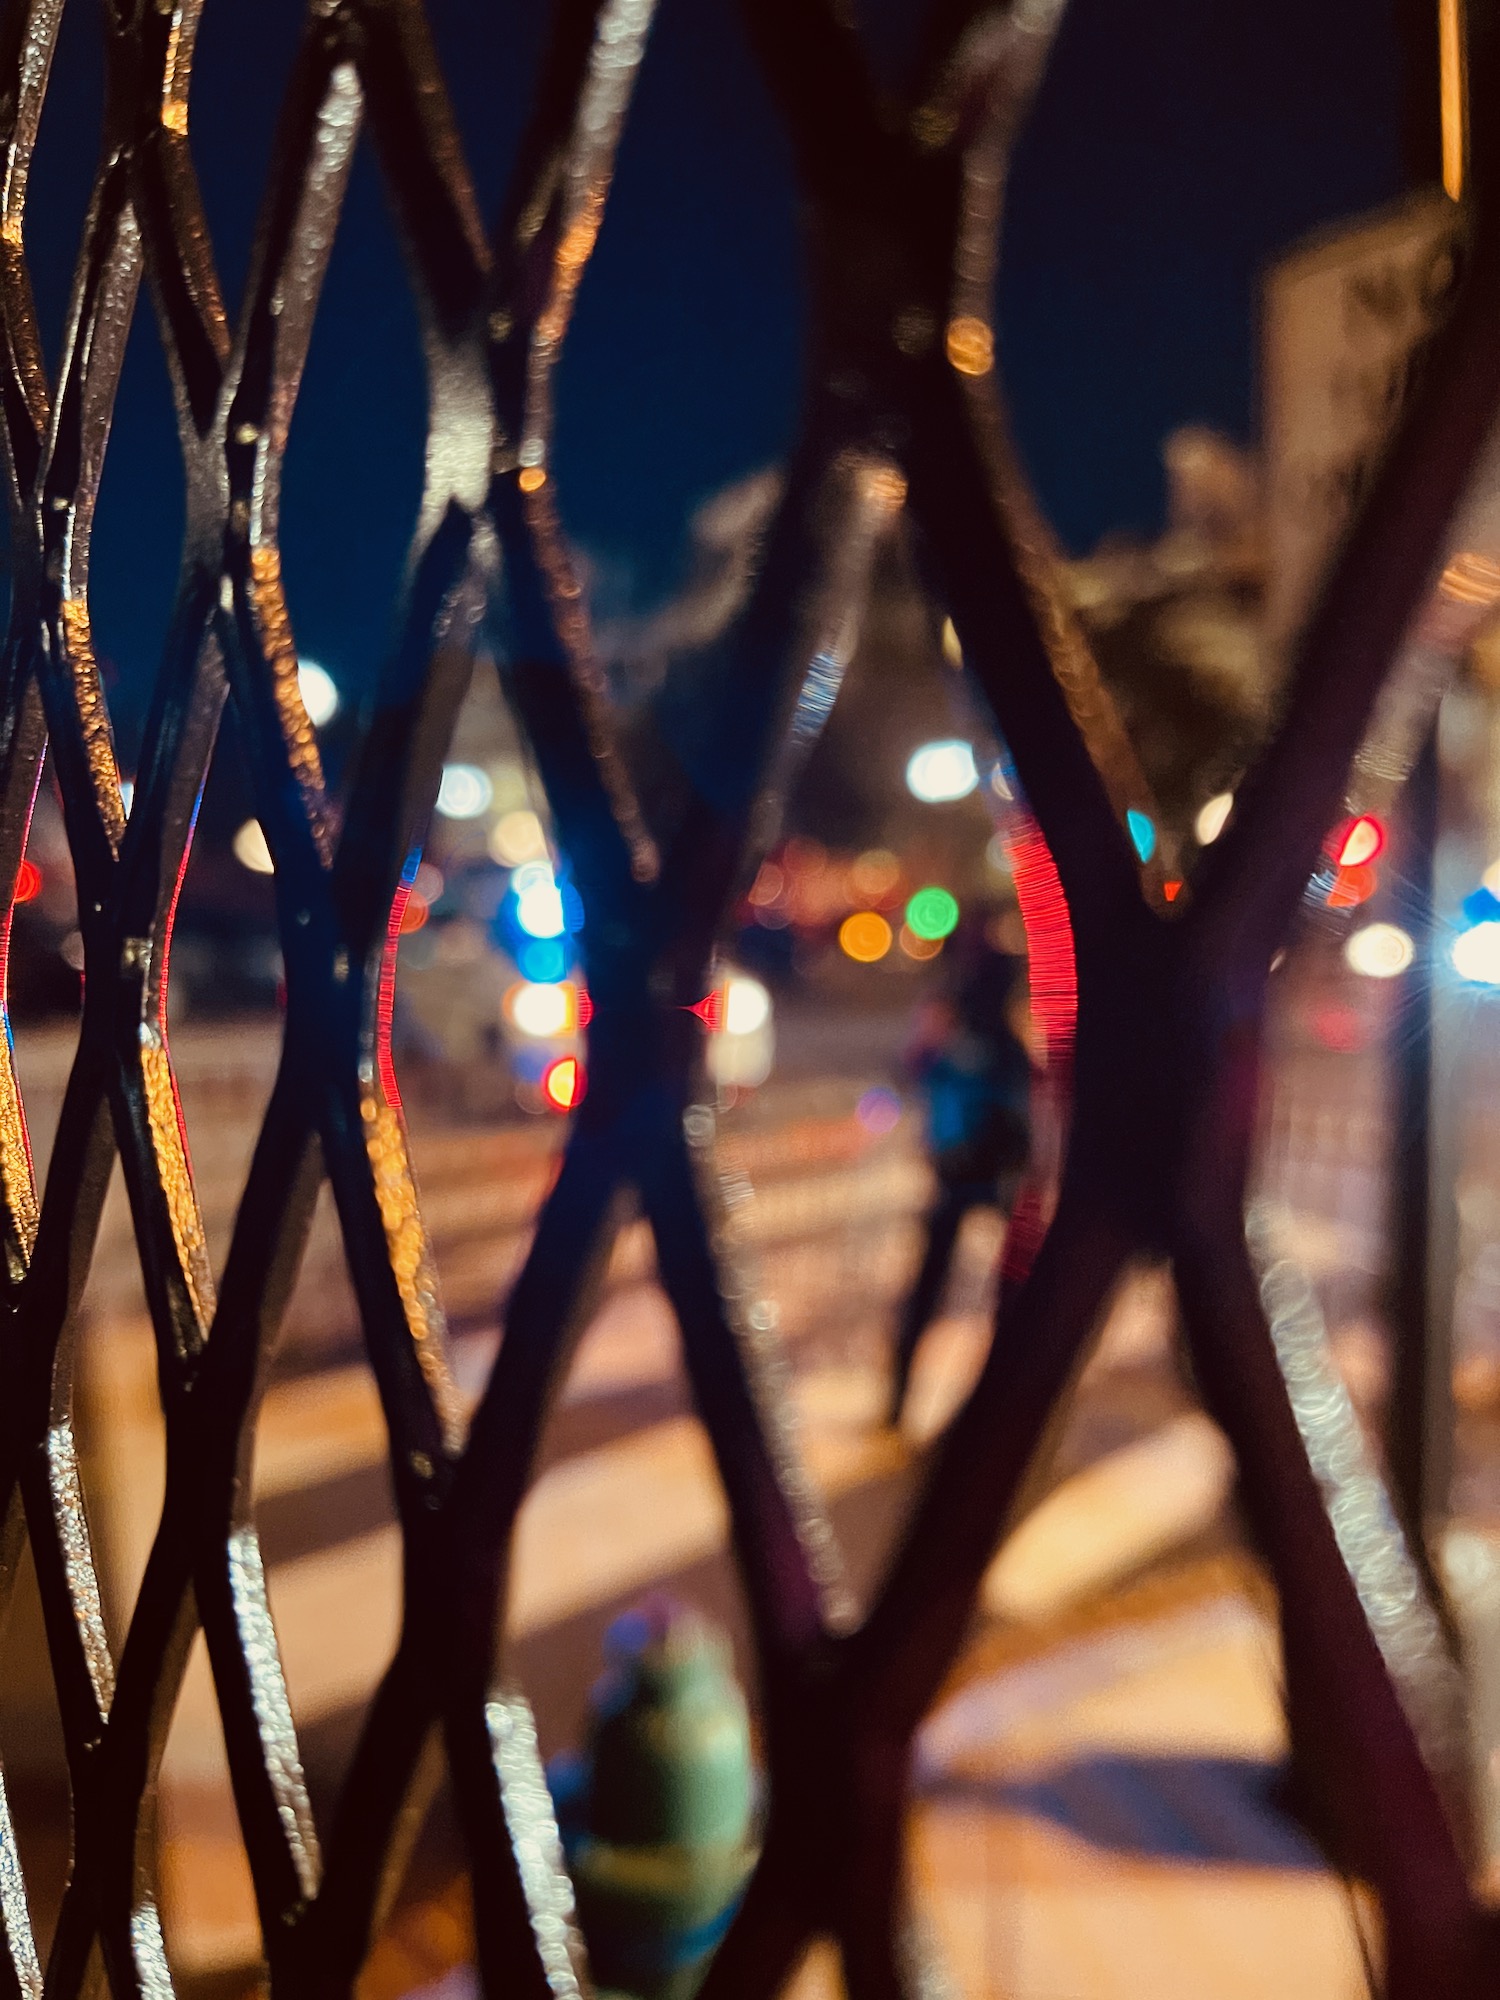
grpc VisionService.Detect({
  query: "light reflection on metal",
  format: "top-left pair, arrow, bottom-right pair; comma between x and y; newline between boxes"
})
1247,1204 -> 1471,1824
128,1902 -> 175,2000
359,1091 -> 463,1444
248,547 -> 332,864
1347,538 -> 1500,828
138,1036 -> 216,1335
934,0 -> 1170,915
1441,0 -> 1466,203
780,455 -> 906,765
678,1102 -> 854,1630
226,1528 -> 321,1902
0,1767 -> 41,2000
485,1694 -> 589,1999
58,599 -> 127,851
789,648 -> 841,745
44,1425 -> 115,1716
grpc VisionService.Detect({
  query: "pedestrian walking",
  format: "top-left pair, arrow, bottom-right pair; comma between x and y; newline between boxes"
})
890,928 -> 1032,1424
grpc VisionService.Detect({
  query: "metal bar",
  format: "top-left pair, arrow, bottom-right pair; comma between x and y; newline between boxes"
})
0,0 -> 1494,1994
1386,726 -> 1460,1559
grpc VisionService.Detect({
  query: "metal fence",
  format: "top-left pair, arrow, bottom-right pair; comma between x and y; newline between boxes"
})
1,0 -> 1499,1994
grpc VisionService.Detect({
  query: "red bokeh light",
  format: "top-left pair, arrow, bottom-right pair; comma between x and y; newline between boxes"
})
1333,814 -> 1384,868
14,860 -> 40,903
1312,1004 -> 1370,1053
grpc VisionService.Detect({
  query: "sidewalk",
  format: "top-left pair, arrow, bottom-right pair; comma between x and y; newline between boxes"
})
18,1039 -> 1489,1999
378,1297 -> 1390,2000
909,1578 -> 1370,2000
383,1559 -> 1376,2000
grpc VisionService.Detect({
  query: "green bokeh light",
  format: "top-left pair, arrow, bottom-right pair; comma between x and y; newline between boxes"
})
905,885 -> 959,941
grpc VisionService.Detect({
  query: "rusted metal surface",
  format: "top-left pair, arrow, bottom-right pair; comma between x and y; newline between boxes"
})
0,0 -> 1496,1995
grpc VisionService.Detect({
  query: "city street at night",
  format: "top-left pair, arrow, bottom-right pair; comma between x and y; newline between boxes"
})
1,969 -> 1491,1998
6,0 -> 1500,1990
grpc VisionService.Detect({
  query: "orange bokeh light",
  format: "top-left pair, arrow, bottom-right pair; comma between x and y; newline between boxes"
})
849,849 -> 901,902
542,1055 -> 585,1111
898,924 -> 943,962
398,892 -> 429,933
839,911 -> 892,963
14,860 -> 41,903
1326,862 -> 1378,910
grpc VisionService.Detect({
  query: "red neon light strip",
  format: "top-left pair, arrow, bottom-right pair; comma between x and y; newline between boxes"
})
1004,809 -> 1077,1073
1000,808 -> 1077,1289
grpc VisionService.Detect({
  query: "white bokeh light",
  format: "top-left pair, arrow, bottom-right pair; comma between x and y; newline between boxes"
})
515,862 -> 565,939
1195,792 -> 1234,845
510,982 -> 571,1037
436,763 -> 493,819
905,740 -> 978,804
1344,922 -> 1414,979
298,660 -> 340,727
723,974 -> 771,1036
233,819 -> 274,875
1453,922 -> 1500,985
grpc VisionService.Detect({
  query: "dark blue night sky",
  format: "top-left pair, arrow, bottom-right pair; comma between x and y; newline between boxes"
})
22,0 -> 1406,730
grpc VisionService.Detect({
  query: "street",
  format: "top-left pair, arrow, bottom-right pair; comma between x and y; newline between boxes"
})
1,989 -> 1496,1998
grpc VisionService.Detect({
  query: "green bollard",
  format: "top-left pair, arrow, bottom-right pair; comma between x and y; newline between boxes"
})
549,1598 -> 759,2000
